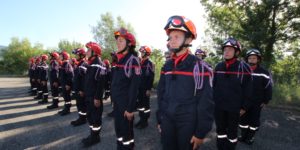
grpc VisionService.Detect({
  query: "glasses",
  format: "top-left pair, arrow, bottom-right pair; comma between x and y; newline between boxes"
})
164,16 -> 190,33
224,38 -> 237,45
139,46 -> 146,53
114,28 -> 128,36
165,16 -> 184,28
223,38 -> 241,48
72,49 -> 78,54
246,49 -> 260,55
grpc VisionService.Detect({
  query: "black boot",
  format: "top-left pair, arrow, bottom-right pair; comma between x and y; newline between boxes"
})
244,129 -> 256,145
71,91 -> 76,100
30,89 -> 37,96
225,139 -> 237,150
47,99 -> 59,109
136,120 -> 148,129
71,115 -> 87,126
217,138 -> 227,150
134,119 -> 142,128
58,105 -> 70,116
38,94 -> 48,104
34,91 -> 43,100
238,127 -> 249,142
107,110 -> 114,117
83,131 -> 100,147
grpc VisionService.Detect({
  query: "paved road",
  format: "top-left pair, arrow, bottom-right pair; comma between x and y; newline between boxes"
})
0,78 -> 300,150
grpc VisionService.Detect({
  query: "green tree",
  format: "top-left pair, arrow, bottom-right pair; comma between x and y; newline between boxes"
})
58,40 -> 83,54
200,0 -> 300,68
150,48 -> 165,88
0,37 -> 45,75
91,12 -> 137,60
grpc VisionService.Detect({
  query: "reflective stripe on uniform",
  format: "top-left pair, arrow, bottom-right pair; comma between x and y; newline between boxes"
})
78,111 -> 87,115
217,134 -> 227,138
122,139 -> 134,145
117,137 -> 123,141
91,64 -> 106,70
249,126 -> 258,131
79,66 -> 87,70
137,108 -> 145,111
252,73 -> 270,79
90,126 -> 101,131
144,109 -> 151,113
239,124 -> 249,129
228,138 -> 238,143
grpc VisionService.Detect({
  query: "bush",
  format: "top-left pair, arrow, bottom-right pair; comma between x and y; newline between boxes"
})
271,83 -> 300,106
270,56 -> 300,106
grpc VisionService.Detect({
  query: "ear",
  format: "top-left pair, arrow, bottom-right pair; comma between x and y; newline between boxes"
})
235,50 -> 240,56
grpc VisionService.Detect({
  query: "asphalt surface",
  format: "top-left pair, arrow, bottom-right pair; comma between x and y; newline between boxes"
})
0,78 -> 300,150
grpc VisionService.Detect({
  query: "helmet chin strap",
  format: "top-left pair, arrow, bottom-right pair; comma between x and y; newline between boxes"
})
141,53 -> 148,58
249,63 -> 257,66
225,56 -> 237,61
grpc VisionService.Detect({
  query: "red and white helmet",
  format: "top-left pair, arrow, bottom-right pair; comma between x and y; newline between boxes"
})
41,54 -> 48,61
50,52 -> 60,60
139,46 -> 152,56
164,15 -> 197,40
72,48 -> 86,57
29,57 -> 35,63
114,28 -> 136,47
222,38 -> 242,52
60,51 -> 70,60
103,59 -> 110,66
85,42 -> 102,56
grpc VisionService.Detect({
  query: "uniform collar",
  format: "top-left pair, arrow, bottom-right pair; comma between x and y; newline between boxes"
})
141,58 -> 149,65
225,58 -> 237,69
250,65 -> 257,71
172,50 -> 189,67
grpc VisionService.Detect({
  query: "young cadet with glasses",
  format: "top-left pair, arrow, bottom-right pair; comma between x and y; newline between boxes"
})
157,15 -> 214,150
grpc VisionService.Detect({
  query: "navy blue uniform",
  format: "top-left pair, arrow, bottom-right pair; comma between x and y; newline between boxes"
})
106,63 -> 117,117
59,60 -> 74,108
38,61 -> 49,101
213,59 -> 253,150
84,57 -> 106,135
239,65 -> 272,142
73,60 -> 88,118
136,58 -> 155,124
48,60 -> 60,105
33,62 -> 43,99
104,65 -> 112,100
111,53 -> 141,150
157,54 -> 214,150
29,63 -> 37,95
28,63 -> 35,91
